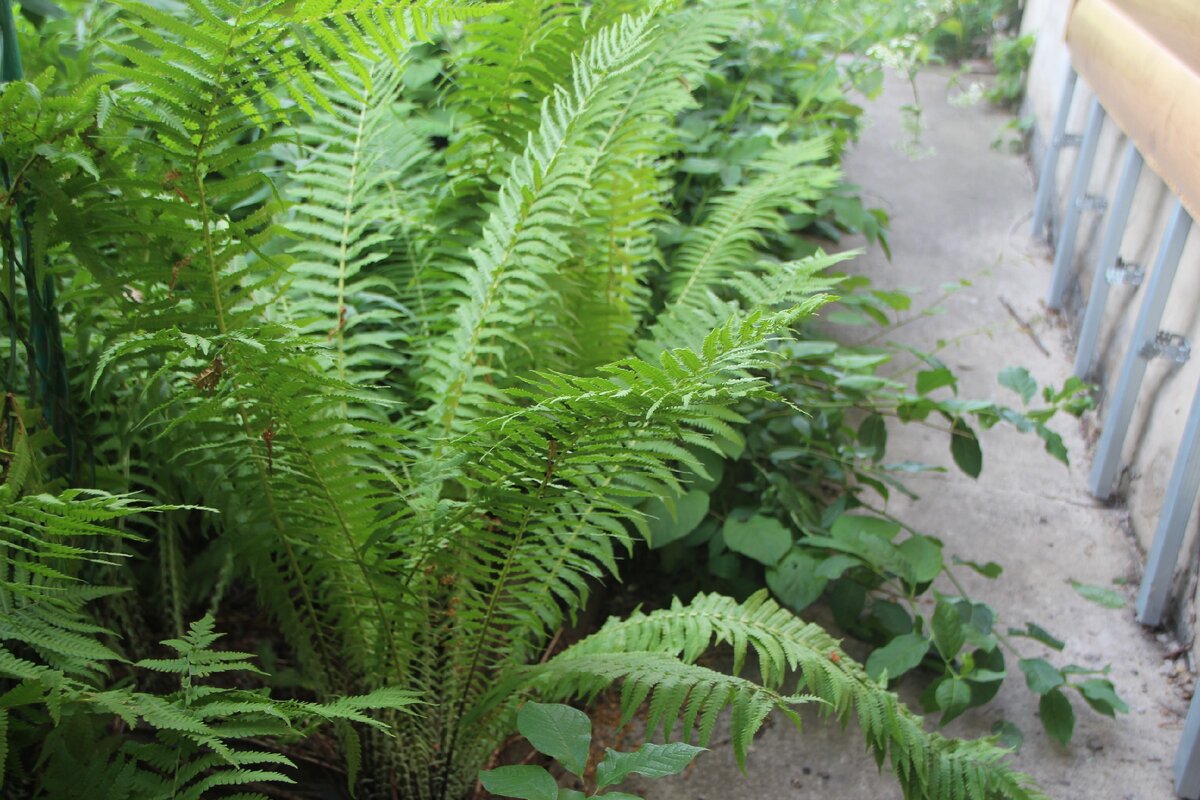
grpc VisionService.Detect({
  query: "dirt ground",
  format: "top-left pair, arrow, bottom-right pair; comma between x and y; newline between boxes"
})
623,67 -> 1190,800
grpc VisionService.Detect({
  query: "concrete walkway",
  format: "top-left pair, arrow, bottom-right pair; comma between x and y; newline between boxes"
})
635,68 -> 1188,800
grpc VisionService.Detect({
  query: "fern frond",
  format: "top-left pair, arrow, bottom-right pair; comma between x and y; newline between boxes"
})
445,0 -> 587,185
664,139 -> 840,312
536,591 -> 1047,800
284,55 -> 432,388
418,9 -> 660,434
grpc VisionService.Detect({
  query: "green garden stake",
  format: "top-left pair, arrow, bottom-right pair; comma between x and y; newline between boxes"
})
0,0 -> 25,82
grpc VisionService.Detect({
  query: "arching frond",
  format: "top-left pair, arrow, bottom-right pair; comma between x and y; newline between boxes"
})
664,139 -> 840,312
536,591 -> 1047,800
284,55 -> 433,389
417,9 -> 660,434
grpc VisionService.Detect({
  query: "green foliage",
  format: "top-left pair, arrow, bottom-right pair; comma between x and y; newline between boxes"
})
480,702 -> 705,800
986,33 -> 1034,108
641,268 -> 1121,746
0,0 -> 1063,798
533,592 -> 1043,797
928,0 -> 1022,62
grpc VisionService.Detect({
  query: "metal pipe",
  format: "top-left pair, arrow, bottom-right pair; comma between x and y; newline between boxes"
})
1031,67 -> 1078,239
1074,143 -> 1144,378
1047,96 -> 1106,310
1089,202 -> 1194,498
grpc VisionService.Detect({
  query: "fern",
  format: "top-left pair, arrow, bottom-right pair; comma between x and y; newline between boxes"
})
418,9 -> 664,434
664,138 -> 840,312
1,3 -> 1057,799
534,591 -> 1047,800
284,54 -> 431,388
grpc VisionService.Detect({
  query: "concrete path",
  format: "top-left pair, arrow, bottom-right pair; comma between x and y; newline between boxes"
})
633,68 -> 1188,800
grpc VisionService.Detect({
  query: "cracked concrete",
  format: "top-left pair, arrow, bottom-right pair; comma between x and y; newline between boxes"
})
631,67 -> 1188,800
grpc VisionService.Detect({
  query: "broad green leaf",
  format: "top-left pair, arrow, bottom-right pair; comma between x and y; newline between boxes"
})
558,791 -> 586,800
857,413 -> 887,460
916,368 -> 956,396
815,554 -> 860,580
517,703 -> 591,777
1075,679 -> 1128,717
1069,580 -> 1125,609
998,366 -> 1037,404
954,600 -> 996,649
952,557 -> 1003,579
1008,623 -> 1064,651
934,677 -> 971,724
643,490 -> 710,549
931,600 -> 965,660
684,447 -> 725,493
869,600 -> 914,636
949,418 -> 982,478
722,512 -> 791,566
595,743 -> 705,789
766,550 -> 828,612
1039,689 -> 1075,745
871,288 -> 910,310
831,352 -> 891,370
830,514 -> 900,541
897,535 -> 943,584
1018,658 -> 1064,695
1037,425 -> 1069,465
479,766 -> 558,800
678,157 -> 721,174
992,719 -> 1024,752
865,633 -> 929,683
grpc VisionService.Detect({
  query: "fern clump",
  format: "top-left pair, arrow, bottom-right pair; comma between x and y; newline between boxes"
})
0,1 -> 1048,798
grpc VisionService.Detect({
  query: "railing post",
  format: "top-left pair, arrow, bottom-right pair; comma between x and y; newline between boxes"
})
1031,67 -> 1079,239
1074,143 -> 1145,378
1047,96 -> 1106,310
1089,202 -> 1194,499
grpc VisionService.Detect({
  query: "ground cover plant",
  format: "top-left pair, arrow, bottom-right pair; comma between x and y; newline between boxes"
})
631,0 -> 1125,750
0,0 -> 1086,798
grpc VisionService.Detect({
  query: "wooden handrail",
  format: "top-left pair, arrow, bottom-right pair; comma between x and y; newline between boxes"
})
1067,0 -> 1200,220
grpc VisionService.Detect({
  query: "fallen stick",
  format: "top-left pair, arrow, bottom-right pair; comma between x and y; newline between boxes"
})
999,296 -> 1051,357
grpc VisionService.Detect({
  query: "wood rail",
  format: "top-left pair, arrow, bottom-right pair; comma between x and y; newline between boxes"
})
1066,0 -> 1200,220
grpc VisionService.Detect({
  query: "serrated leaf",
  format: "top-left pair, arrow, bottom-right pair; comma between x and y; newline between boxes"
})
897,535 -> 942,584
953,557 -> 1003,578
1075,679 -> 1128,717
998,366 -> 1037,404
916,368 -> 956,396
595,742 -> 705,789
1069,580 -> 1125,609
934,677 -> 971,724
517,703 -> 591,777
1039,688 -> 1075,745
1008,623 -> 1064,651
865,633 -> 929,684
931,600 -> 965,660
1019,658 -> 1064,695
950,417 -> 982,478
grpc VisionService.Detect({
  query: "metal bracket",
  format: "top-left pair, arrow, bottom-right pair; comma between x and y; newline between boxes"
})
1075,194 -> 1109,212
1105,257 -> 1145,287
1141,331 -> 1192,364
1055,133 -> 1084,148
